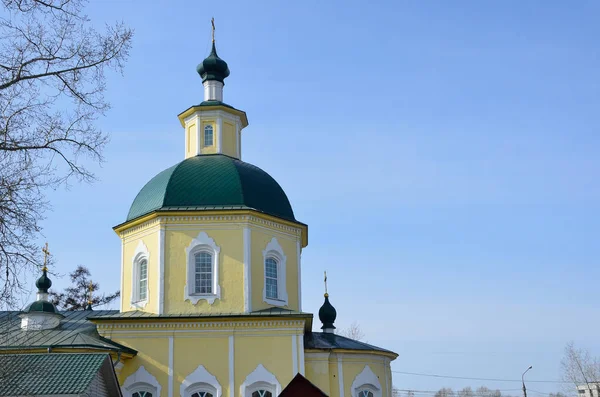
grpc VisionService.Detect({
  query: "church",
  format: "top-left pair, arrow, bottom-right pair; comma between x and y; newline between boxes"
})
0,28 -> 397,397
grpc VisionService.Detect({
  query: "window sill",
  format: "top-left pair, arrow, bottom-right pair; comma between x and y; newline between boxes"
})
130,299 -> 148,309
263,297 -> 288,307
184,290 -> 220,305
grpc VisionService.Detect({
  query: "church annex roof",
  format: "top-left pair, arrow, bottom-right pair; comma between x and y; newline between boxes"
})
0,310 -> 136,355
125,154 -> 297,223
0,353 -> 122,396
88,308 -> 312,320
304,332 -> 398,357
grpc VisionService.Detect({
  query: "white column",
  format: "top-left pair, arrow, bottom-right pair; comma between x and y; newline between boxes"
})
243,227 -> 252,312
338,354 -> 345,397
158,226 -> 165,314
229,335 -> 235,397
120,238 -> 124,312
297,240 -> 302,312
168,336 -> 174,397
216,117 -> 223,153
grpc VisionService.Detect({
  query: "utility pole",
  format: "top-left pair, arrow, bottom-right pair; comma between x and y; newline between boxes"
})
522,365 -> 533,397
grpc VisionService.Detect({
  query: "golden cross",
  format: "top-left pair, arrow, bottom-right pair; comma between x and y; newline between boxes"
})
211,17 -> 215,43
324,271 -> 328,297
41,242 -> 50,271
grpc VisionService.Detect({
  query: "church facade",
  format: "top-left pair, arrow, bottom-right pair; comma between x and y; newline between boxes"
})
0,33 -> 397,397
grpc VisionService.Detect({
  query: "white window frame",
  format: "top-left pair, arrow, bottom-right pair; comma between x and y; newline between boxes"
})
204,124 -> 214,147
241,364 -> 281,397
351,365 -> 382,397
131,241 -> 150,309
185,232 -> 221,305
180,365 -> 222,397
122,366 -> 161,397
262,238 -> 287,307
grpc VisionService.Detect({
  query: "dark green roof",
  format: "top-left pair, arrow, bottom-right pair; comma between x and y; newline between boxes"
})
89,308 -> 312,320
23,300 -> 61,315
197,42 -> 230,84
0,353 -> 117,396
126,154 -> 296,222
0,310 -> 136,355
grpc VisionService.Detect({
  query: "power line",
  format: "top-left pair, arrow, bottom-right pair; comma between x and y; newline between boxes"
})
392,371 -> 569,384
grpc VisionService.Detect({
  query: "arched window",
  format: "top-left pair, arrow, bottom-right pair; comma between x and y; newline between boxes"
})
191,392 -> 214,397
194,251 -> 213,294
181,366 -> 221,397
265,257 -> 278,299
185,232 -> 221,305
138,259 -> 148,301
252,391 -> 273,397
262,238 -> 288,306
351,366 -> 382,397
132,392 -> 153,397
358,390 -> 374,397
204,125 -> 214,146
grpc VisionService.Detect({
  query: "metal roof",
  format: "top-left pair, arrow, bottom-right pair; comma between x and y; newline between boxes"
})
0,310 -> 136,354
0,353 -> 116,396
88,307 -> 313,320
304,332 -> 398,357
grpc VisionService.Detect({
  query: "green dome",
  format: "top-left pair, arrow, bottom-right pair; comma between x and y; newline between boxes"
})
35,269 -> 52,293
24,300 -> 59,314
196,43 -> 230,84
318,294 -> 337,330
127,154 -> 296,222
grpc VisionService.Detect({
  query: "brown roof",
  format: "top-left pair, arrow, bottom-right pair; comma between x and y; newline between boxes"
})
279,373 -> 328,397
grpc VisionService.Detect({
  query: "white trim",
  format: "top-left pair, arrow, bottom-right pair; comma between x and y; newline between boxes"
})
262,238 -> 288,306
243,227 -> 252,312
195,115 -> 201,156
384,358 -> 390,397
131,240 -> 150,309
292,335 -> 298,376
180,365 -> 222,397
299,334 -> 305,375
296,239 -> 302,311
229,335 -> 234,397
240,364 -> 281,397
235,122 -> 241,159
184,231 -> 221,305
216,117 -> 223,153
123,365 -> 161,397
120,239 -> 124,311
169,336 -> 174,397
351,365 -> 382,397
158,227 -> 165,314
338,354 -> 345,397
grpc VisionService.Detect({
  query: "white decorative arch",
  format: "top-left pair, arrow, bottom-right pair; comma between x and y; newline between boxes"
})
131,240 -> 150,309
241,364 -> 281,397
122,365 -> 161,396
184,231 -> 221,305
351,365 -> 382,397
180,365 -> 222,397
262,237 -> 288,306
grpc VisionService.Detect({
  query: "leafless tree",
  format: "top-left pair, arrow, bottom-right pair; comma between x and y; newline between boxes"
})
561,342 -> 600,396
338,320 -> 366,341
0,0 -> 133,307
49,265 -> 119,310
458,387 -> 475,397
435,388 -> 455,397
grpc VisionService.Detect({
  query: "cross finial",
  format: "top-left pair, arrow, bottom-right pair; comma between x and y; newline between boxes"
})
88,280 -> 94,305
211,17 -> 215,43
324,271 -> 328,297
41,242 -> 50,271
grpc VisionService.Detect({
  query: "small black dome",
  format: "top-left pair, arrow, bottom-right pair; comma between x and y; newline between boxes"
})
318,294 -> 337,330
196,42 -> 230,84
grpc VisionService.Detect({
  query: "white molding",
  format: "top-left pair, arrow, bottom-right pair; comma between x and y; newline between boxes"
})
338,354 -> 345,397
292,335 -> 298,376
235,122 -> 241,159
240,364 -> 281,397
262,237 -> 288,307
299,334 -> 305,375
184,231 -> 221,305
351,365 -> 382,397
180,365 -> 222,397
296,239 -> 302,311
216,117 -> 223,153
243,227 -> 252,312
130,240 -> 150,309
158,227 -> 165,314
229,335 -> 234,397
384,358 -> 390,397
120,239 -> 124,311
123,365 -> 161,397
169,336 -> 174,397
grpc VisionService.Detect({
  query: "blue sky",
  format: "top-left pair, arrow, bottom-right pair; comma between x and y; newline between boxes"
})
28,0 -> 600,395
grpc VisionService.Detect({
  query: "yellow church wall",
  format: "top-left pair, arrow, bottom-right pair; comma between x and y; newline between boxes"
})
305,352 -> 331,395
249,225 -> 299,312
186,123 -> 197,158
115,336 -> 170,396
163,227 -> 245,314
121,223 -> 161,313
340,353 -> 391,397
222,121 -> 236,157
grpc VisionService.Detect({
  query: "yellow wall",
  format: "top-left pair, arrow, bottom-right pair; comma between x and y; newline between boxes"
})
305,352 -> 331,395
186,123 -> 197,158
222,121 -> 236,157
200,121 -> 217,155
115,336 -> 170,394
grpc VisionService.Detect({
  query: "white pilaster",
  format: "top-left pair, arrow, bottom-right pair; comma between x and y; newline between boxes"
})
168,336 -> 174,397
120,238 -> 124,311
338,354 -> 345,397
292,335 -> 298,376
299,334 -> 305,376
297,240 -> 302,312
229,335 -> 235,397
158,226 -> 165,314
236,122 -> 241,159
216,117 -> 223,153
243,227 -> 252,312
195,115 -> 201,156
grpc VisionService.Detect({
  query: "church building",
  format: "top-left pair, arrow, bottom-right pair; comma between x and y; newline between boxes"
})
0,29 -> 397,397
